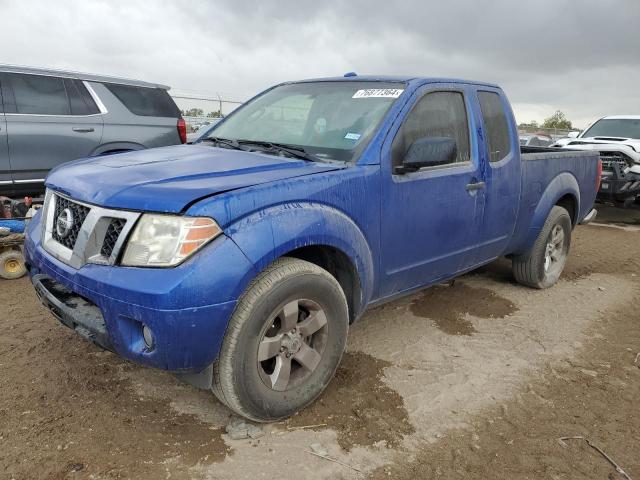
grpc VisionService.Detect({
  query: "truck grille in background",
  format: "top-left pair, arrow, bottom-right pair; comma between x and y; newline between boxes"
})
599,151 -> 632,172
52,196 -> 90,249
100,218 -> 127,258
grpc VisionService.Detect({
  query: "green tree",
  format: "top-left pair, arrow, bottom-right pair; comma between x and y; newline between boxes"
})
518,120 -> 539,129
185,108 -> 204,117
542,111 -> 572,130
207,111 -> 222,118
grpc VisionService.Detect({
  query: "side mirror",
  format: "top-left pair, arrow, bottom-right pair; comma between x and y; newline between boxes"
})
396,137 -> 457,174
567,131 -> 580,138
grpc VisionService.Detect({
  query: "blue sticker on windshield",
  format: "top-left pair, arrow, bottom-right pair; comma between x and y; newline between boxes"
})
344,133 -> 361,140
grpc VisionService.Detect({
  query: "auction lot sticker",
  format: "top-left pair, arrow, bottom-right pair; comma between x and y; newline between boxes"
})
352,89 -> 404,98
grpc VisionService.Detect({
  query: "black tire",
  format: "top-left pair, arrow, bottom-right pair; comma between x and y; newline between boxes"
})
212,257 -> 349,422
0,250 -> 27,280
512,206 -> 572,289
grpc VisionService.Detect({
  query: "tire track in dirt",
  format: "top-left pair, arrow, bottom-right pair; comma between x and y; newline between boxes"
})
369,282 -> 640,479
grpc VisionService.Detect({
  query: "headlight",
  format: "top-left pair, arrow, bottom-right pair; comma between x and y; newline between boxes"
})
121,214 -> 222,267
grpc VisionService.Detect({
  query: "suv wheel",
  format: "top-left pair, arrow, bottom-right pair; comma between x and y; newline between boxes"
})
212,257 -> 349,422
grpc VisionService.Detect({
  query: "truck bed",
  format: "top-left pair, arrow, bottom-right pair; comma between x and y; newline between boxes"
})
506,147 -> 600,255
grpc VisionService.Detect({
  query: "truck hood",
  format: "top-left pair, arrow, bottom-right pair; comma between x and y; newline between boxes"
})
46,144 -> 345,212
555,137 -> 640,163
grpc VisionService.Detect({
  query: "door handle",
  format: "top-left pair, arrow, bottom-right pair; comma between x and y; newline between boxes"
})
465,181 -> 486,192
72,127 -> 95,133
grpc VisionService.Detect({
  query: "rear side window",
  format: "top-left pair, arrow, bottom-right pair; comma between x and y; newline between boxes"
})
64,79 -> 100,115
478,91 -> 511,162
6,73 -> 70,115
392,91 -> 470,168
105,84 -> 180,117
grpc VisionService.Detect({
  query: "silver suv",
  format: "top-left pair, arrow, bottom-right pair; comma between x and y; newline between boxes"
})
0,65 -> 186,196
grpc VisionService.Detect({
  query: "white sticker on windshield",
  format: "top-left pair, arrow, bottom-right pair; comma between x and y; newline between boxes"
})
344,132 -> 361,140
352,88 -> 404,99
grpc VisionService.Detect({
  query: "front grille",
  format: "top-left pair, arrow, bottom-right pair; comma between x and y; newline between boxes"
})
43,191 -> 139,269
52,196 -> 90,249
599,151 -> 632,172
100,218 -> 127,258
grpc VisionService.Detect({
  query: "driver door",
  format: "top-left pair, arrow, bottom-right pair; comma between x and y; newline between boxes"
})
379,85 -> 485,298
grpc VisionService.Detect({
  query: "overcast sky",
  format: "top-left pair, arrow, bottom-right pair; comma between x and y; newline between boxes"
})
1,0 -> 639,127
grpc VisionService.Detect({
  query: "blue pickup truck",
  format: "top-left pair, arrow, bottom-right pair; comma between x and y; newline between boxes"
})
24,75 -> 600,421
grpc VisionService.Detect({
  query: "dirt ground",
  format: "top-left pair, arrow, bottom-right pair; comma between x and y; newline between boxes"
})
1,204 -> 639,480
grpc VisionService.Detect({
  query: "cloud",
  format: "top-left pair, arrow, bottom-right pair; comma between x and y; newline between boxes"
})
1,0 -> 639,126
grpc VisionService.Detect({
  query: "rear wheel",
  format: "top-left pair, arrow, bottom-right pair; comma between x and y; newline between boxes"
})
212,257 -> 349,422
512,206 -> 571,289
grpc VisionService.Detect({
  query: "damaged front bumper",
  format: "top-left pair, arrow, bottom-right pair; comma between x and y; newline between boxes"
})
598,161 -> 640,205
23,213 -> 256,374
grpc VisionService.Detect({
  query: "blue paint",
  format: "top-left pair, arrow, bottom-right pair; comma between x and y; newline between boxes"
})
26,76 -> 599,374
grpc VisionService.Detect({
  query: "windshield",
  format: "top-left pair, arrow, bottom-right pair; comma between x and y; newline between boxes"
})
582,118 -> 640,139
205,81 -> 406,162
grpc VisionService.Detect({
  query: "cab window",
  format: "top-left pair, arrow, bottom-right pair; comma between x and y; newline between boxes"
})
392,91 -> 470,169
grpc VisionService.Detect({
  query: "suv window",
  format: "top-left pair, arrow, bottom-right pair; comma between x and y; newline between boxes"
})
392,91 -> 470,168
478,91 -> 511,162
105,84 -> 180,117
7,73 -> 70,115
64,78 -> 100,115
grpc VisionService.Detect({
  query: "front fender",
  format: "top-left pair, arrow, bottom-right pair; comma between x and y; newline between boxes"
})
522,172 -> 580,253
225,202 -> 375,311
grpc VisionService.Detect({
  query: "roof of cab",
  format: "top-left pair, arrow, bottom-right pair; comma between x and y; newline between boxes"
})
290,74 -> 500,89
0,64 -> 170,90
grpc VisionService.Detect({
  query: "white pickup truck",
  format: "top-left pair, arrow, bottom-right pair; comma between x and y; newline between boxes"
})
553,115 -> 640,206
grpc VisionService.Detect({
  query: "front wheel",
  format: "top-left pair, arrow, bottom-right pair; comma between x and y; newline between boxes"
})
512,206 -> 572,289
212,257 -> 349,422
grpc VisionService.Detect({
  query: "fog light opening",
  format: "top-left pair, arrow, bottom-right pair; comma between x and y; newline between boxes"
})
142,325 -> 155,350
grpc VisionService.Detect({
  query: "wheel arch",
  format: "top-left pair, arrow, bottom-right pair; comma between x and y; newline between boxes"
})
516,172 -> 580,255
284,244 -> 362,324
555,193 -> 578,226
225,202 -> 375,321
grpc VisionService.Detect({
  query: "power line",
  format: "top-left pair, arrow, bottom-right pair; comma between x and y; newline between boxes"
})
169,94 -> 244,105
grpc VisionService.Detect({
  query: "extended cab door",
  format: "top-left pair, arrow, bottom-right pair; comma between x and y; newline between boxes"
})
379,84 -> 485,297
473,89 -> 521,262
1,72 -> 103,185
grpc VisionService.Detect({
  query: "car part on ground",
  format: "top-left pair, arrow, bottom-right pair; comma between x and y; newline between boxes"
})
0,232 -> 27,280
0,249 -> 27,280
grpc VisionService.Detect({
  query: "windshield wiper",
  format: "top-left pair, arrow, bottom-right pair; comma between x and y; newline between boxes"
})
237,140 -> 323,163
201,137 -> 248,151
